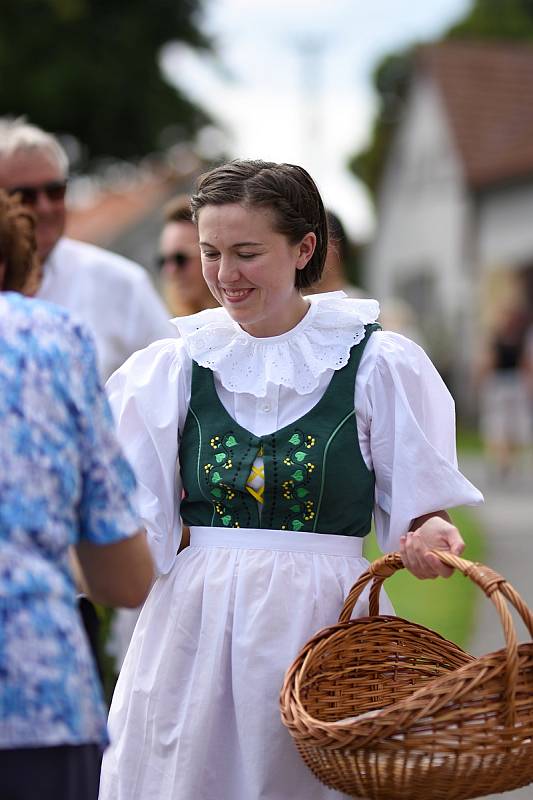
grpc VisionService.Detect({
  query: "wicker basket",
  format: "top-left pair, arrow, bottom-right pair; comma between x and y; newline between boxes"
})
280,550 -> 533,800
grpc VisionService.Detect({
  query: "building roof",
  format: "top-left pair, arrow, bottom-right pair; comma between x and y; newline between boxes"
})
65,171 -> 181,247
419,40 -> 533,189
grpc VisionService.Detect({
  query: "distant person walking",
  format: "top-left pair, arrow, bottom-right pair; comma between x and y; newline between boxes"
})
0,189 -> 154,800
476,301 -> 533,480
0,118 -> 174,381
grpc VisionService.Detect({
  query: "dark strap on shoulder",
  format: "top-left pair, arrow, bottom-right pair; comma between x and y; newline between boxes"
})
324,322 -> 380,405
189,360 -> 215,409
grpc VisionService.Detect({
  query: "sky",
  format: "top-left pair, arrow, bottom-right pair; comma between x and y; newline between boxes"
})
161,0 -> 471,240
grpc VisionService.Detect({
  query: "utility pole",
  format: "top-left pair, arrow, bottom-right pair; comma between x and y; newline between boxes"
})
289,35 -> 329,177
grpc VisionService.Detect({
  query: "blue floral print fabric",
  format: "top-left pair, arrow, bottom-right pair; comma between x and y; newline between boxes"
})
0,292 -> 139,748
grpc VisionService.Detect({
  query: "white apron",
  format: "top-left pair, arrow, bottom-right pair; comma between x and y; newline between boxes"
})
99,526 -> 394,800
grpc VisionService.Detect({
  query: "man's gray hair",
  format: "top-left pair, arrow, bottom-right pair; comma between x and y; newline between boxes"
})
0,117 -> 69,175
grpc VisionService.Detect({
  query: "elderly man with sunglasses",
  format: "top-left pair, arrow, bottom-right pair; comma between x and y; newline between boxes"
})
0,118 -> 173,380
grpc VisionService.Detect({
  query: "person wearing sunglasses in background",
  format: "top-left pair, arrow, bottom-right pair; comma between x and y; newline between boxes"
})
156,194 -> 218,317
0,118 -> 174,382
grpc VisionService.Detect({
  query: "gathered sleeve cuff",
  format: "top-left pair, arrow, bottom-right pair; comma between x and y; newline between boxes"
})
358,332 -> 483,552
106,338 -> 190,575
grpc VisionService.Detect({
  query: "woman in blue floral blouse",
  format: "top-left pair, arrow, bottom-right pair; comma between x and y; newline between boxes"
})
0,190 -> 154,800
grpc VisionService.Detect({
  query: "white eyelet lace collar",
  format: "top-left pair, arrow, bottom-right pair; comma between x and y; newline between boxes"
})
170,291 -> 380,397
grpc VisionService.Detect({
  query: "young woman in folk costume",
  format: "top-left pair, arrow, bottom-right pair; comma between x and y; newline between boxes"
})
99,160 -> 482,800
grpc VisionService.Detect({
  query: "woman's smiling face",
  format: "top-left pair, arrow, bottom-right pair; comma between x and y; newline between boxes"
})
198,203 -> 315,338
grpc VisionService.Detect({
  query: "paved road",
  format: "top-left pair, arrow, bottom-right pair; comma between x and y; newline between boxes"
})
459,456 -> 533,800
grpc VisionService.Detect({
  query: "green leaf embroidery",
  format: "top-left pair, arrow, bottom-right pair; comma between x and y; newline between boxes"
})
211,471 -> 222,484
292,469 -> 304,482
296,487 -> 309,498
289,433 -> 301,445
291,519 -> 304,531
222,515 -> 232,526
225,435 -> 238,448
211,487 -> 222,498
294,451 -> 306,462
215,452 -> 226,464
290,504 -> 301,513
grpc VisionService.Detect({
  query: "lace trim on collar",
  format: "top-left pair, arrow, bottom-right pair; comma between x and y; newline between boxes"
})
171,292 -> 380,397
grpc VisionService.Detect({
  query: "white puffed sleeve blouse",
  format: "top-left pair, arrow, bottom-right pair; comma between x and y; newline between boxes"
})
106,292 -> 483,575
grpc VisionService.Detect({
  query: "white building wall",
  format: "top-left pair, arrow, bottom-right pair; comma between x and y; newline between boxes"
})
365,77 -> 478,384
363,73 -> 533,411
366,76 -> 472,356
478,183 -> 533,269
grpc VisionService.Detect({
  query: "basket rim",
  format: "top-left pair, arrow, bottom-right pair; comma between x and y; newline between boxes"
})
282,614 -> 533,740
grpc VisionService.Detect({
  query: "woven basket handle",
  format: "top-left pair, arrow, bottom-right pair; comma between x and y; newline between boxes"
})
338,551 -> 404,623
339,550 -> 533,726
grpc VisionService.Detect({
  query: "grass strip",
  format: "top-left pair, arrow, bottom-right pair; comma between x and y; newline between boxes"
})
363,507 -> 485,649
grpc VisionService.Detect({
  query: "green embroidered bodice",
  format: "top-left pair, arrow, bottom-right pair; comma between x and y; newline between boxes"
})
178,324 -> 379,537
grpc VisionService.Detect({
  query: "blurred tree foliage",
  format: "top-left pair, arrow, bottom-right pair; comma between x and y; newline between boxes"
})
348,49 -> 413,201
0,0 -> 212,164
349,0 -> 533,198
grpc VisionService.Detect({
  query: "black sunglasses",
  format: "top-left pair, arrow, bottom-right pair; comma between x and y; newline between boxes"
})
8,179 -> 68,206
155,251 -> 192,271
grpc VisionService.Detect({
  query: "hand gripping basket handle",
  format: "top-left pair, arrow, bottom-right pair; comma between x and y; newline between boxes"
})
338,550 -> 533,726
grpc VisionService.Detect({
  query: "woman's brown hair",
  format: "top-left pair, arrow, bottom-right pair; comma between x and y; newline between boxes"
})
190,160 -> 328,290
0,189 -> 37,292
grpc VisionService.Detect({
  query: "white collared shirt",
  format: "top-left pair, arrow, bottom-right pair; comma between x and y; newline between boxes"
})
37,237 -> 175,380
